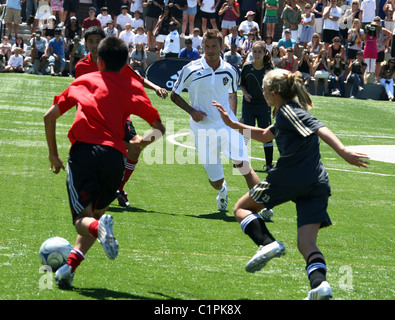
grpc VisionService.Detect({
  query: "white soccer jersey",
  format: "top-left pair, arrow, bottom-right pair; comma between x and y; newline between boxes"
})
173,56 -> 239,128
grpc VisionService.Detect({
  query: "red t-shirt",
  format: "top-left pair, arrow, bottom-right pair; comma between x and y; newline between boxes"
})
75,53 -> 144,82
54,71 -> 161,157
82,18 -> 101,29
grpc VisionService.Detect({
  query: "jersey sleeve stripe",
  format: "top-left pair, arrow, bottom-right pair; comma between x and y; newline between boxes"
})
281,105 -> 313,137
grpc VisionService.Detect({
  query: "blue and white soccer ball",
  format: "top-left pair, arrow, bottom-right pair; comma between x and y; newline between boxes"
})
39,237 -> 72,271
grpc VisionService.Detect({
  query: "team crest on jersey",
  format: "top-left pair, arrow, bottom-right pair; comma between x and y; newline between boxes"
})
223,77 -> 229,86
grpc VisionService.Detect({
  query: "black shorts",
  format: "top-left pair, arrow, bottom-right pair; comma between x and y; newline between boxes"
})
249,180 -> 332,228
322,29 -> 340,44
107,0 -> 122,17
201,11 -> 216,20
124,120 -> 137,142
66,142 -> 126,223
377,51 -> 385,63
63,0 -> 79,13
241,103 -> 271,129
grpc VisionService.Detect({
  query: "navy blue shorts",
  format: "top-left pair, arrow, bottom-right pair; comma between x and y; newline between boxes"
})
66,142 -> 126,223
249,180 -> 332,228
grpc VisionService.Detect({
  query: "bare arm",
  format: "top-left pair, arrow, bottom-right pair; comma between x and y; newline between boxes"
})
142,78 -> 168,99
170,91 -> 207,122
43,104 -> 65,174
130,119 -> 166,150
228,92 -> 237,115
213,101 -> 274,143
316,127 -> 369,167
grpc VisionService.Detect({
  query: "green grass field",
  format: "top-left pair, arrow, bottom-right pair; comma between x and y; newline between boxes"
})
0,73 -> 394,301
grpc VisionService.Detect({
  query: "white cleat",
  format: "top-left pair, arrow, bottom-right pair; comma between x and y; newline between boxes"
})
305,281 -> 333,300
54,264 -> 74,288
258,208 -> 274,222
245,240 -> 285,273
97,214 -> 119,260
216,181 -> 228,211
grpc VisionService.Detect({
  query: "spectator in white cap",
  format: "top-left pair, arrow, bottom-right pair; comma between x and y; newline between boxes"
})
239,11 -> 260,38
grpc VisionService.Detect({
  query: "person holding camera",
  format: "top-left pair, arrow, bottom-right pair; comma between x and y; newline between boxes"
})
219,0 -> 240,42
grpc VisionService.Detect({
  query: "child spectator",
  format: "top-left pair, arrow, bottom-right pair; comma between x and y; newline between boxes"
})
133,26 -> 149,48
104,20 -> 119,37
97,7 -> 113,28
120,23 -> 135,48
0,36 -> 12,61
82,7 -> 101,34
130,10 -> 144,32
130,42 -> 148,72
279,47 -> 298,73
117,5 -> 133,31
190,27 -> 202,52
2,47 -> 24,73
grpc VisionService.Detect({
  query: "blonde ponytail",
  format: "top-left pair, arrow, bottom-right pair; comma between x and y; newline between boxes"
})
263,69 -> 314,110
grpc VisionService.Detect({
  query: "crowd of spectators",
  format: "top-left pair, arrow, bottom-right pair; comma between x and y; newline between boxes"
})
1,0 -> 395,100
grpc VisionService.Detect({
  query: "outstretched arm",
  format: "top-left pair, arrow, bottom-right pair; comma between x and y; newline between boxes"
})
316,127 -> 370,168
213,100 -> 274,143
43,104 -> 65,174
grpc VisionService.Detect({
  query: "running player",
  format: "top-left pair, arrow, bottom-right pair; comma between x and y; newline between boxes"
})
44,36 -> 165,288
171,29 -> 260,211
75,26 -> 168,207
214,69 -> 369,300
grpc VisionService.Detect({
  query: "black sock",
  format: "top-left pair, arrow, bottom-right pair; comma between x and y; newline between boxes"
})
306,257 -> 327,289
241,214 -> 275,246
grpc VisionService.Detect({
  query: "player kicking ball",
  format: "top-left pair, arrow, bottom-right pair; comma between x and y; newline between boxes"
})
214,69 -> 369,300
44,37 -> 165,288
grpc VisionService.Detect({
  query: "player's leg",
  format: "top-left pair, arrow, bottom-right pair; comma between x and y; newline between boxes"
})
233,160 -> 260,189
234,192 -> 285,273
298,223 -> 332,300
194,128 -> 228,210
117,120 -> 141,207
296,187 -> 332,299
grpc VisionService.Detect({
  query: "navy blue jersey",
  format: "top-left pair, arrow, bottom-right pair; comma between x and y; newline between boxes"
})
268,101 -> 328,187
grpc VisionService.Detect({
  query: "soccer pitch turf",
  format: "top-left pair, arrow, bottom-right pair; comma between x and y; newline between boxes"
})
0,74 -> 394,301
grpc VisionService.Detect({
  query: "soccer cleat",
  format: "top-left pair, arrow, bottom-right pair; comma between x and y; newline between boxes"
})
54,264 -> 74,288
117,190 -> 130,207
216,181 -> 228,211
97,214 -> 119,260
305,281 -> 333,300
258,208 -> 274,222
245,240 -> 285,273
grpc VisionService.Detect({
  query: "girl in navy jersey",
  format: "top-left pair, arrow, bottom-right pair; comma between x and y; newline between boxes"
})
214,69 -> 369,300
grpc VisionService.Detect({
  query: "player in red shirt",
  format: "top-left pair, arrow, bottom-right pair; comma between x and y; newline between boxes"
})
44,36 -> 166,288
75,26 -> 168,207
